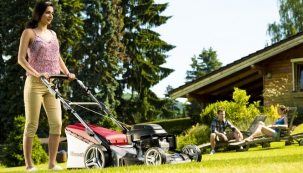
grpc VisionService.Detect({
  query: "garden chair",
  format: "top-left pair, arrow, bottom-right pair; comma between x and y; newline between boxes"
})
198,115 -> 267,151
240,115 -> 267,138
230,107 -> 303,150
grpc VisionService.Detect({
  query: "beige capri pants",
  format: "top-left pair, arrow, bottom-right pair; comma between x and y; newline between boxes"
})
24,76 -> 62,137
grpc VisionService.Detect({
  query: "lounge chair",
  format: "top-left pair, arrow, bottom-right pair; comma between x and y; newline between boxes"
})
230,107 -> 303,150
240,115 -> 267,138
198,115 -> 267,152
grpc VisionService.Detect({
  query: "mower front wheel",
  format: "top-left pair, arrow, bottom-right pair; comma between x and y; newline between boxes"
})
144,147 -> 166,166
84,144 -> 109,169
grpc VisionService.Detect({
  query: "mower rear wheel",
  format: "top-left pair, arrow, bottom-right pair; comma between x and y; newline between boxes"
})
144,147 -> 166,166
84,144 -> 109,169
182,144 -> 202,162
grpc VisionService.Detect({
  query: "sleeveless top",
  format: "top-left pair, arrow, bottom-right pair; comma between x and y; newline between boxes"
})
26,29 -> 60,76
274,117 -> 285,132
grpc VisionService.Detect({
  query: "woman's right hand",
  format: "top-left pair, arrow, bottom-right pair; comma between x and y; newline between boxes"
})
35,72 -> 50,80
67,73 -> 75,81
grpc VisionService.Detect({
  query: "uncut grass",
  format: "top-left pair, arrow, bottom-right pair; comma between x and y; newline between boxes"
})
1,125 -> 303,173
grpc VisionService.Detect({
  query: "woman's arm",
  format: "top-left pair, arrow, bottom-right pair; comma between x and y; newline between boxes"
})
18,29 -> 39,77
52,30 -> 75,80
59,56 -> 75,81
59,56 -> 69,75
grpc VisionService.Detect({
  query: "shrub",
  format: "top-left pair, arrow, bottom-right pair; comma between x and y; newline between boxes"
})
200,87 -> 261,129
3,116 -> 48,167
97,116 -> 122,132
141,117 -> 191,135
177,124 -> 210,150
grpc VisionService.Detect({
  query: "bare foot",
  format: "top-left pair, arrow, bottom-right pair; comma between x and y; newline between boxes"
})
244,137 -> 253,141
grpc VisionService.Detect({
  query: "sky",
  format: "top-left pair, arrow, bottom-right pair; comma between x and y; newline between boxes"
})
150,0 -> 281,101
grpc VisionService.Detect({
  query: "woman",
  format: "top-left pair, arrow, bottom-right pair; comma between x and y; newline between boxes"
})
18,1 -> 75,171
244,105 -> 289,141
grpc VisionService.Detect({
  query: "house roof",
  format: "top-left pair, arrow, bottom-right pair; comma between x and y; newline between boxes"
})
169,31 -> 303,100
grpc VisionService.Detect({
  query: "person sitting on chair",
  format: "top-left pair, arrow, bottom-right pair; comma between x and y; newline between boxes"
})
244,105 -> 289,141
209,109 -> 243,154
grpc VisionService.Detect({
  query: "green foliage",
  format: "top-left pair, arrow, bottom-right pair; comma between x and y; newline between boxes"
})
186,47 -> 222,82
0,0 -> 176,143
0,0 -> 85,143
116,0 -> 175,124
185,101 -> 202,125
184,47 -> 222,125
141,117 -> 191,135
97,117 -> 121,132
263,104 -> 280,120
0,0 -> 38,144
200,87 -> 261,128
267,0 -> 303,45
158,98 -> 180,119
67,0 -> 125,125
177,124 -> 210,150
3,116 -> 47,167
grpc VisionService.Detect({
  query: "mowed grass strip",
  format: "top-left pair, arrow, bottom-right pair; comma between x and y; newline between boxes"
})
1,142 -> 303,173
1,124 -> 303,173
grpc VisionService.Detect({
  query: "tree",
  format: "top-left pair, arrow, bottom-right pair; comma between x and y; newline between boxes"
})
184,101 -> 201,125
267,0 -> 303,44
157,85 -> 180,119
40,0 -> 85,136
164,85 -> 173,98
116,0 -> 175,124
0,0 -> 84,142
186,47 -> 222,82
66,0 -> 125,125
0,0 -> 40,143
185,47 -> 222,124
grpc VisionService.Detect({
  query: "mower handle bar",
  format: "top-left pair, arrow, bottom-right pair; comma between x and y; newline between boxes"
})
40,75 -> 129,133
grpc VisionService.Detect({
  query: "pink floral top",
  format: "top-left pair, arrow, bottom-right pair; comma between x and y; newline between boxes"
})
26,29 -> 60,76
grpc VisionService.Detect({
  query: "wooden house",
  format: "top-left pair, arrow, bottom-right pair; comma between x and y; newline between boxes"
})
168,31 -> 303,111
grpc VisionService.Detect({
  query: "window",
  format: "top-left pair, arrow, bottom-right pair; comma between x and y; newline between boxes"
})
291,58 -> 303,91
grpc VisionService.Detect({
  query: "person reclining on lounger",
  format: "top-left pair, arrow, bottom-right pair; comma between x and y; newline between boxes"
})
244,105 -> 289,141
210,109 -> 243,154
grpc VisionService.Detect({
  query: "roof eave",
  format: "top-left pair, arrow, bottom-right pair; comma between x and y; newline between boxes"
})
169,34 -> 303,99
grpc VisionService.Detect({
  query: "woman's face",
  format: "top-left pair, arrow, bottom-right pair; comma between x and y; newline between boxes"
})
277,108 -> 283,115
40,6 -> 54,25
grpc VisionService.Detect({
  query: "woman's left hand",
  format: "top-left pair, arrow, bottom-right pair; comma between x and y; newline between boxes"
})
67,73 -> 76,81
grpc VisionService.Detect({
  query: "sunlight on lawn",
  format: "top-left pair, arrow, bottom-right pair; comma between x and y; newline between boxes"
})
292,123 -> 303,134
1,141 -> 303,173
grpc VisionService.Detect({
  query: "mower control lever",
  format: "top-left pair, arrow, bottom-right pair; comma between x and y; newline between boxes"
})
76,79 -> 90,94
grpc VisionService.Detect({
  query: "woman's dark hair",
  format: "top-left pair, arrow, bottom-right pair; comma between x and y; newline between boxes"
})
279,105 -> 289,114
26,1 -> 54,28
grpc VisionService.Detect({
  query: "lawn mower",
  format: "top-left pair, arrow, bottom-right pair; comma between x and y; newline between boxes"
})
41,75 -> 202,169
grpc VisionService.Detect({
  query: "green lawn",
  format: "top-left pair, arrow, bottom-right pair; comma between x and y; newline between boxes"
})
1,125 -> 303,173
1,142 -> 303,173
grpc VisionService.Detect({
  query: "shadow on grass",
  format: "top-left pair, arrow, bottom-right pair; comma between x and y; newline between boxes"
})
201,142 -> 301,154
